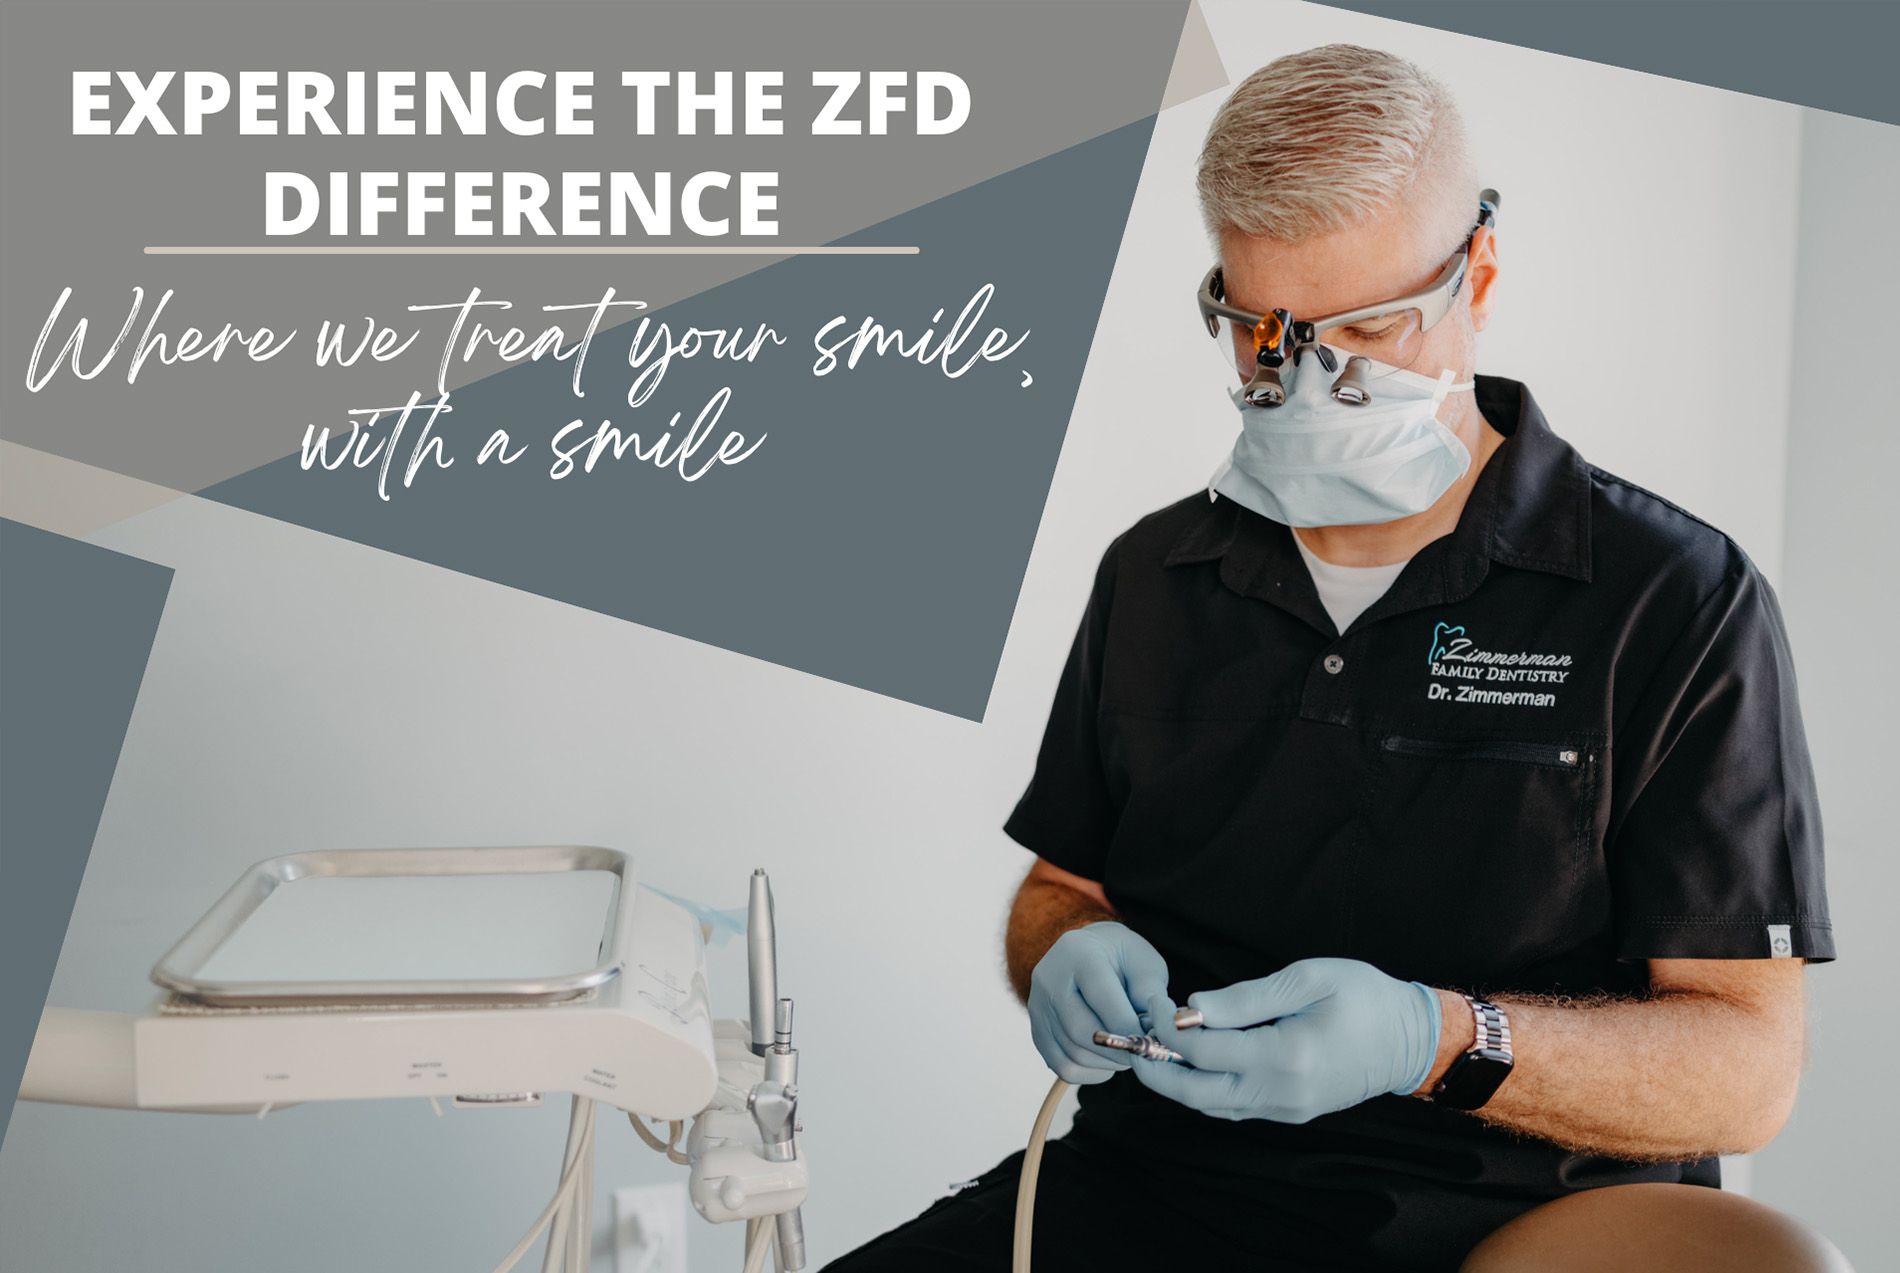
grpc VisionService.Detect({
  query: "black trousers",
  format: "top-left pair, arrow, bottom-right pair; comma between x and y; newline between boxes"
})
822,1127 -> 1397,1273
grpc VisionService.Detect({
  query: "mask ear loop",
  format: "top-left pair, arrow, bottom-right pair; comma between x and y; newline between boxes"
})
1430,367 -> 1476,407
1206,453 -> 1233,503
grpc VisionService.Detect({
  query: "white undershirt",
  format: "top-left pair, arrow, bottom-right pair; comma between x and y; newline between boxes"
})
1293,532 -> 1409,634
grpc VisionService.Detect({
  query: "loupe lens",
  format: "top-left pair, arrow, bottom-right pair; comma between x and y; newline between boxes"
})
1330,356 -> 1375,405
1243,370 -> 1285,406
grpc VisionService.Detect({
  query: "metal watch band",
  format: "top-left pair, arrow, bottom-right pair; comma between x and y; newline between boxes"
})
1468,996 -> 1512,1058
1431,995 -> 1515,1110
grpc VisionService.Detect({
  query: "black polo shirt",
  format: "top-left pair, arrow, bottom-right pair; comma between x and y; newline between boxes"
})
1003,376 -> 1833,1268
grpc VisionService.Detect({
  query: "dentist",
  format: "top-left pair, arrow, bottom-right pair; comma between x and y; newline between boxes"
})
829,44 -> 1835,1273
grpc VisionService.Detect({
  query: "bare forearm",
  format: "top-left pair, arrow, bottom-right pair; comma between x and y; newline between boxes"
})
1416,971 -> 1805,1161
1004,879 -> 1116,1003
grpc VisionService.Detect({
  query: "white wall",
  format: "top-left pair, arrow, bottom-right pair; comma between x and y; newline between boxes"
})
0,5 -> 1845,1270
1748,108 -> 1900,1273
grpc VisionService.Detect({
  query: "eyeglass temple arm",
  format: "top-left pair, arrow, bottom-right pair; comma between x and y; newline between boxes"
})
1301,190 -> 1502,340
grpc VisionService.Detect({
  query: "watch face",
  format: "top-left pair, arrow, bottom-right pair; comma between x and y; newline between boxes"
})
1434,1047 -> 1514,1111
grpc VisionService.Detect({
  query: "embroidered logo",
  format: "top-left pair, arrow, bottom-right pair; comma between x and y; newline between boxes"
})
1427,622 -> 1468,665
1426,621 -> 1573,707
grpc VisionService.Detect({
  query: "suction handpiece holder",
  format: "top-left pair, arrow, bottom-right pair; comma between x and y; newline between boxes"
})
743,873 -> 807,1270
747,1046 -> 807,1271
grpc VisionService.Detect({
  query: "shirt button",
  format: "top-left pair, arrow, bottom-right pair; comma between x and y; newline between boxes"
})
1323,654 -> 1345,675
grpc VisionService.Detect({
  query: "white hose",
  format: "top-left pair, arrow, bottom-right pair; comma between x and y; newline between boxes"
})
542,1096 -> 594,1273
570,1114 -> 594,1273
628,1112 -> 693,1166
742,1214 -> 776,1273
1011,1079 -> 1070,1273
489,1096 -> 595,1273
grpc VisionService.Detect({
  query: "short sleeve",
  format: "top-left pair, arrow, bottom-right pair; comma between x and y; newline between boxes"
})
1610,561 -> 1833,961
1002,538 -> 1123,881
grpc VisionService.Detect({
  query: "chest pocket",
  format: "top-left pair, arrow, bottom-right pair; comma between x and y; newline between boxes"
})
1348,733 -> 1597,990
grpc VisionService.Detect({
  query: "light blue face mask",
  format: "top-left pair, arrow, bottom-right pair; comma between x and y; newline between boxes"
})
1209,345 -> 1474,528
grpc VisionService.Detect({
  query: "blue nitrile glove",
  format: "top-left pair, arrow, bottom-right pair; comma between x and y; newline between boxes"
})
1131,957 -> 1443,1123
1027,921 -> 1170,1085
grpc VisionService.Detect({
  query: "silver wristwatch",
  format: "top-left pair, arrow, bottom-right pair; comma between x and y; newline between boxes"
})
1431,995 -> 1514,1110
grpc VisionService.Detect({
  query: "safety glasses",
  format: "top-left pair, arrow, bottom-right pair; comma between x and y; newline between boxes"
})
1197,190 -> 1499,406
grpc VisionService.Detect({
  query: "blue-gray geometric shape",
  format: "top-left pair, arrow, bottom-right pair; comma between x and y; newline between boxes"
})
0,520 -> 172,1148
1313,0 -> 1900,128
201,117 -> 1159,720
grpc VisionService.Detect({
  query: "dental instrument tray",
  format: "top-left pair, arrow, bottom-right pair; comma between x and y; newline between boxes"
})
149,845 -> 634,1007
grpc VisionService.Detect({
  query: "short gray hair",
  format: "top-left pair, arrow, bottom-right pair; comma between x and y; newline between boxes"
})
1198,45 -> 1478,266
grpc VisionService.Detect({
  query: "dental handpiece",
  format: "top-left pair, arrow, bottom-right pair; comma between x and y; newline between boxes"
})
1093,1030 -> 1189,1066
747,869 -> 777,1056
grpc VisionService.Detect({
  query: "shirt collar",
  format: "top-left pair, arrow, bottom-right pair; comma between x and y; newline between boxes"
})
1163,376 -> 1592,627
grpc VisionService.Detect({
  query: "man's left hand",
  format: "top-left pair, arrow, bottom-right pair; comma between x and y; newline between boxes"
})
1133,957 -> 1443,1124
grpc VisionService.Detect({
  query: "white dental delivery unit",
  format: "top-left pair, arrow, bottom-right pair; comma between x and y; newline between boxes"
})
18,846 -> 809,1273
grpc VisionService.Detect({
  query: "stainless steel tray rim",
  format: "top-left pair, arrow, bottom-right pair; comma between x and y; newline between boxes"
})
151,845 -> 635,1008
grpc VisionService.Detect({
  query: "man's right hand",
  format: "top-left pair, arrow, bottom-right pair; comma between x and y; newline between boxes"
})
1027,921 -> 1170,1085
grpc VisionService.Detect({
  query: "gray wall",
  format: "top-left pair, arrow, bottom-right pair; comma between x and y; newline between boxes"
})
1750,108 -> 1900,1272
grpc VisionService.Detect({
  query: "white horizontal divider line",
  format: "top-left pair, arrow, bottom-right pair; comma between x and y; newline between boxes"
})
144,245 -> 918,256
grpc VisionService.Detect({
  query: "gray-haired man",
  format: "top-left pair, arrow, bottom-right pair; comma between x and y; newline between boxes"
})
827,45 -> 1834,1273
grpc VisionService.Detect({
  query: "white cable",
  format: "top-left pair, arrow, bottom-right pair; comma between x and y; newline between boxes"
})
630,1113 -> 670,1154
560,1130 -> 585,1273
551,1098 -> 597,1273
487,1126 -> 589,1273
559,1175 -> 579,1273
541,1197 -> 567,1272
741,1215 -> 775,1273
572,1117 -> 594,1273
489,1097 -> 595,1273
628,1113 -> 693,1165
1011,1078 -> 1070,1273
542,1097 -> 593,1273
